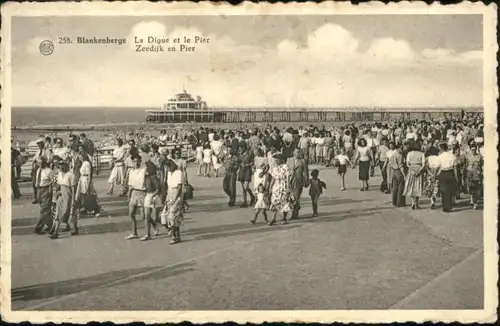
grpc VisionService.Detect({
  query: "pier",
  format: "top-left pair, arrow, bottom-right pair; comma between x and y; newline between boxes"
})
146,107 -> 483,124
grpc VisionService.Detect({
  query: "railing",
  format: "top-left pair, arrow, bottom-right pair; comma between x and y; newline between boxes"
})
146,109 -> 482,124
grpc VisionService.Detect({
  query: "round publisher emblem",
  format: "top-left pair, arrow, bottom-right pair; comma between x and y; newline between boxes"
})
39,40 -> 54,55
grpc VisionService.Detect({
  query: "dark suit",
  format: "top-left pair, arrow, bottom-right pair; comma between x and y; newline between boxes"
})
11,148 -> 21,198
287,157 -> 309,218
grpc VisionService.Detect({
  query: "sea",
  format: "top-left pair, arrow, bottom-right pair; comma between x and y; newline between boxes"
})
12,107 -> 147,128
12,106 -> 477,128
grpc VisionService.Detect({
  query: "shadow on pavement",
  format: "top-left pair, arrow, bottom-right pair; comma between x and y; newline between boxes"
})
299,205 -> 394,224
192,224 -> 302,241
12,262 -> 195,304
12,204 -> 393,239
185,197 -> 365,214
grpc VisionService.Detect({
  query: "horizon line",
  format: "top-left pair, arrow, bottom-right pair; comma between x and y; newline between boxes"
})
12,105 -> 483,110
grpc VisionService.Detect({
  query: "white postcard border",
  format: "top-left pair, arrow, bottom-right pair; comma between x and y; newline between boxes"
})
0,1 -> 498,323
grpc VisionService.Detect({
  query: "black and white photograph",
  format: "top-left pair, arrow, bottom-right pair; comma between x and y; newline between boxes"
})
1,2 -> 497,324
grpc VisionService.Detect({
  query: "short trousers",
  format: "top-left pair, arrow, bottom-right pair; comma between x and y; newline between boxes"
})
144,192 -> 162,209
129,190 -> 146,208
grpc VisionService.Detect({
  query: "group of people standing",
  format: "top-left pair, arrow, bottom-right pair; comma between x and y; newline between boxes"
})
106,138 -> 190,244
16,133 -> 100,238
13,114 -> 484,244
344,118 -> 485,212
188,115 -> 484,222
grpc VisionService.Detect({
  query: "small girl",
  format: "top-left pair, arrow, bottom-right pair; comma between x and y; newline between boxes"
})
334,148 -> 351,191
202,143 -> 213,177
250,184 -> 269,224
309,169 -> 327,217
196,142 -> 204,176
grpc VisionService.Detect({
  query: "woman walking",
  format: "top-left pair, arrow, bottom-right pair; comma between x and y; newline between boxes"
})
196,141 -> 204,176
253,148 -> 269,193
268,153 -> 291,225
49,161 -> 76,239
353,138 -> 372,191
202,143 -> 213,177
210,134 -> 224,178
403,142 -> 425,209
465,143 -> 483,209
165,160 -> 184,244
75,153 -> 101,220
424,145 -> 440,209
107,138 -> 127,195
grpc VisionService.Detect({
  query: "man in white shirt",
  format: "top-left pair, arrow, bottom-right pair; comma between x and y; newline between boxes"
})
437,142 -> 456,212
376,138 -> 390,193
127,155 -> 147,240
365,131 -> 378,176
32,138 -> 53,204
34,157 -> 54,234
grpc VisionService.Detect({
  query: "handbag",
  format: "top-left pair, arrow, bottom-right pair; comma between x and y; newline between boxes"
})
160,205 -> 168,225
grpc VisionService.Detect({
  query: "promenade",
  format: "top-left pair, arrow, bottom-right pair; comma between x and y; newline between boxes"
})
11,165 -> 483,310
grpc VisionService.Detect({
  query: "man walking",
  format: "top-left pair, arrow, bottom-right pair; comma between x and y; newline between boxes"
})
287,148 -> 309,219
389,144 -> 406,207
126,154 -> 147,240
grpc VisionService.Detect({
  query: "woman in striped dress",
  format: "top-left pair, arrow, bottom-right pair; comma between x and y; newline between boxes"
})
403,141 -> 425,209
50,156 -> 62,226
50,161 -> 76,239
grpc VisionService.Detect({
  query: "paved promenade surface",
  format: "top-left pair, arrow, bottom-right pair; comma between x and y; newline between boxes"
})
11,165 -> 483,310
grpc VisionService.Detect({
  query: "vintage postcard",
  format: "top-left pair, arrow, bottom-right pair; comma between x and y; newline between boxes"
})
0,1 -> 498,324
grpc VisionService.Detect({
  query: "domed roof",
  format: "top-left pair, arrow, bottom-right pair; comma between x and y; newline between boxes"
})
169,89 -> 196,102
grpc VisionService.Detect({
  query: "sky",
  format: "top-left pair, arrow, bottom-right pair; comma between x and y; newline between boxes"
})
11,15 -> 483,108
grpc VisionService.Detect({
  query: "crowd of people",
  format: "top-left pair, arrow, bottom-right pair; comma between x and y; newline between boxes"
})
11,113 -> 485,244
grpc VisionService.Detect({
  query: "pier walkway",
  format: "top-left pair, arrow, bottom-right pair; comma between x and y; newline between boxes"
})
11,164 -> 483,310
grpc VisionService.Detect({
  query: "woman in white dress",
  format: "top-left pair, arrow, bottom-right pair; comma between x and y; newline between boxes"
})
195,141 -> 204,176
210,134 -> 224,178
253,148 -> 269,193
75,153 -> 101,224
106,138 -> 127,195
202,144 -> 213,177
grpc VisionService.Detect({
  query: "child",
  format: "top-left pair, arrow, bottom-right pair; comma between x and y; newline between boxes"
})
309,169 -> 327,217
250,183 -> 268,224
202,143 -> 213,177
334,148 -> 351,191
196,142 -> 204,176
